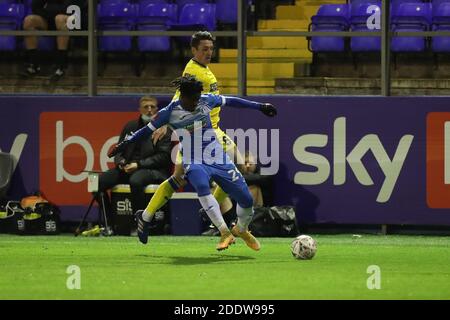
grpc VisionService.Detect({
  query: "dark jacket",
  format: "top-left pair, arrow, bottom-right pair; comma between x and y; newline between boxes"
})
114,116 -> 172,176
31,0 -> 86,19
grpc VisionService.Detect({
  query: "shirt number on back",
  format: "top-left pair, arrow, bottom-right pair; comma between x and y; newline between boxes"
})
228,169 -> 241,182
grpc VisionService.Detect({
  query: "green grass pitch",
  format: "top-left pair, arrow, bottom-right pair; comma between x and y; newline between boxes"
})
0,234 -> 449,299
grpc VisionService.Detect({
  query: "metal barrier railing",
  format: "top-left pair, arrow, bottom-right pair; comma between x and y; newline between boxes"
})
0,0 -> 449,96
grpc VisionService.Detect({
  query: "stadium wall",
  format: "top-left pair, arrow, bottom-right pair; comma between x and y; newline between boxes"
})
1,96 -> 450,226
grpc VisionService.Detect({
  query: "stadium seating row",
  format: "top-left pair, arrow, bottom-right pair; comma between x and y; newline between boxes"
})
0,0 -> 240,51
310,0 -> 450,52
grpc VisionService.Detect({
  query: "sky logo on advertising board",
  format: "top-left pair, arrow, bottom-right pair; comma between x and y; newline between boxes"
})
292,117 -> 414,203
427,112 -> 450,208
40,112 -> 137,205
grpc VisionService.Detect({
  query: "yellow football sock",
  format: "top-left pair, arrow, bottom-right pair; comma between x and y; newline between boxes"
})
213,185 -> 229,205
144,179 -> 176,216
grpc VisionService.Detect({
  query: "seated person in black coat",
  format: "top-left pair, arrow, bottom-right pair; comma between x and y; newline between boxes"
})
98,96 -> 172,220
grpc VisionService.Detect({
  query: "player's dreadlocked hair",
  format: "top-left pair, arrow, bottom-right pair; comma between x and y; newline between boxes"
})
172,75 -> 203,97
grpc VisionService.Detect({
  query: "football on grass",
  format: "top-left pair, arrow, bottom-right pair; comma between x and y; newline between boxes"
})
291,235 -> 317,260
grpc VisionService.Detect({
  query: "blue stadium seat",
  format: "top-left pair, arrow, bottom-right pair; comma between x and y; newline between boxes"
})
97,2 -> 135,51
432,2 -> 450,52
137,2 -> 177,25
137,0 -> 169,4
350,1 -> 381,52
216,0 -> 237,24
174,3 -> 216,31
391,2 -> 431,52
136,3 -> 177,52
310,4 -> 349,52
175,0 -> 208,15
99,0 -> 131,4
169,3 -> 216,46
0,2 -> 24,50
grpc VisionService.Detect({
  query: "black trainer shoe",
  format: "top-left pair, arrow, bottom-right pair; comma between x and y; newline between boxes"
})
20,64 -> 40,78
49,67 -> 65,82
201,225 -> 220,236
136,210 -> 150,244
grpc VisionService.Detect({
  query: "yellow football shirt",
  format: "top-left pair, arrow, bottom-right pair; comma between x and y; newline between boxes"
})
172,59 -> 221,129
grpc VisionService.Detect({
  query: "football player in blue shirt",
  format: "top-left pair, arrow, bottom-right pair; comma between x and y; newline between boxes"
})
109,76 -> 277,251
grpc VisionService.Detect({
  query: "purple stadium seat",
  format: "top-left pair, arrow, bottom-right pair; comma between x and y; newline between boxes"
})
0,3 -> 23,50
432,0 -> 450,17
216,0 -> 237,24
170,3 -> 216,46
391,0 -> 425,10
97,2 -> 135,51
99,0 -> 130,4
136,3 -> 177,52
138,0 -> 169,4
137,24 -> 170,51
310,4 -> 349,52
137,2 -> 177,25
432,2 -> 450,52
175,0 -> 207,15
350,1 -> 381,51
173,3 -> 216,31
391,2 -> 431,52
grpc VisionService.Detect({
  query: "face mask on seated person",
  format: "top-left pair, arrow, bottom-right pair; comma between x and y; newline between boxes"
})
141,114 -> 152,124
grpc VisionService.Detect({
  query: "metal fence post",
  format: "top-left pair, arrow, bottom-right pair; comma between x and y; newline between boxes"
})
88,0 -> 97,96
237,0 -> 247,96
381,0 -> 390,96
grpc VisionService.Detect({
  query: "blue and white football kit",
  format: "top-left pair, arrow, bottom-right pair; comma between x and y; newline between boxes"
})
147,94 -> 253,208
111,93 -> 275,249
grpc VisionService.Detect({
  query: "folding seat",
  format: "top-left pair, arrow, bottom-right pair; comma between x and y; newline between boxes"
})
391,2 -> 431,52
309,4 -> 349,52
431,0 -> 450,10
350,1 -> 381,51
97,1 -> 135,51
431,2 -> 450,52
216,0 -> 237,25
99,0 -> 131,4
175,0 -> 207,15
391,0 -> 425,10
0,2 -> 24,50
171,3 -> 216,31
137,0 -> 169,4
136,2 -> 177,52
170,3 -> 216,46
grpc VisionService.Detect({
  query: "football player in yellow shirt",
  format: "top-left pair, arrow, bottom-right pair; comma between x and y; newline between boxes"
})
144,31 -> 244,228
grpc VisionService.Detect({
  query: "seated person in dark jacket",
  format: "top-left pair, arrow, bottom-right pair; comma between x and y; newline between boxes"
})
98,96 -> 172,220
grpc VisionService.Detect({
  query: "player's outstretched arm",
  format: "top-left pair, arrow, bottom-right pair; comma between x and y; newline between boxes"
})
108,125 -> 153,158
224,96 -> 277,117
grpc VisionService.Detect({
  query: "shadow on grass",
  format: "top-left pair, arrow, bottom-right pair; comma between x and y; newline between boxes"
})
136,254 -> 256,265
